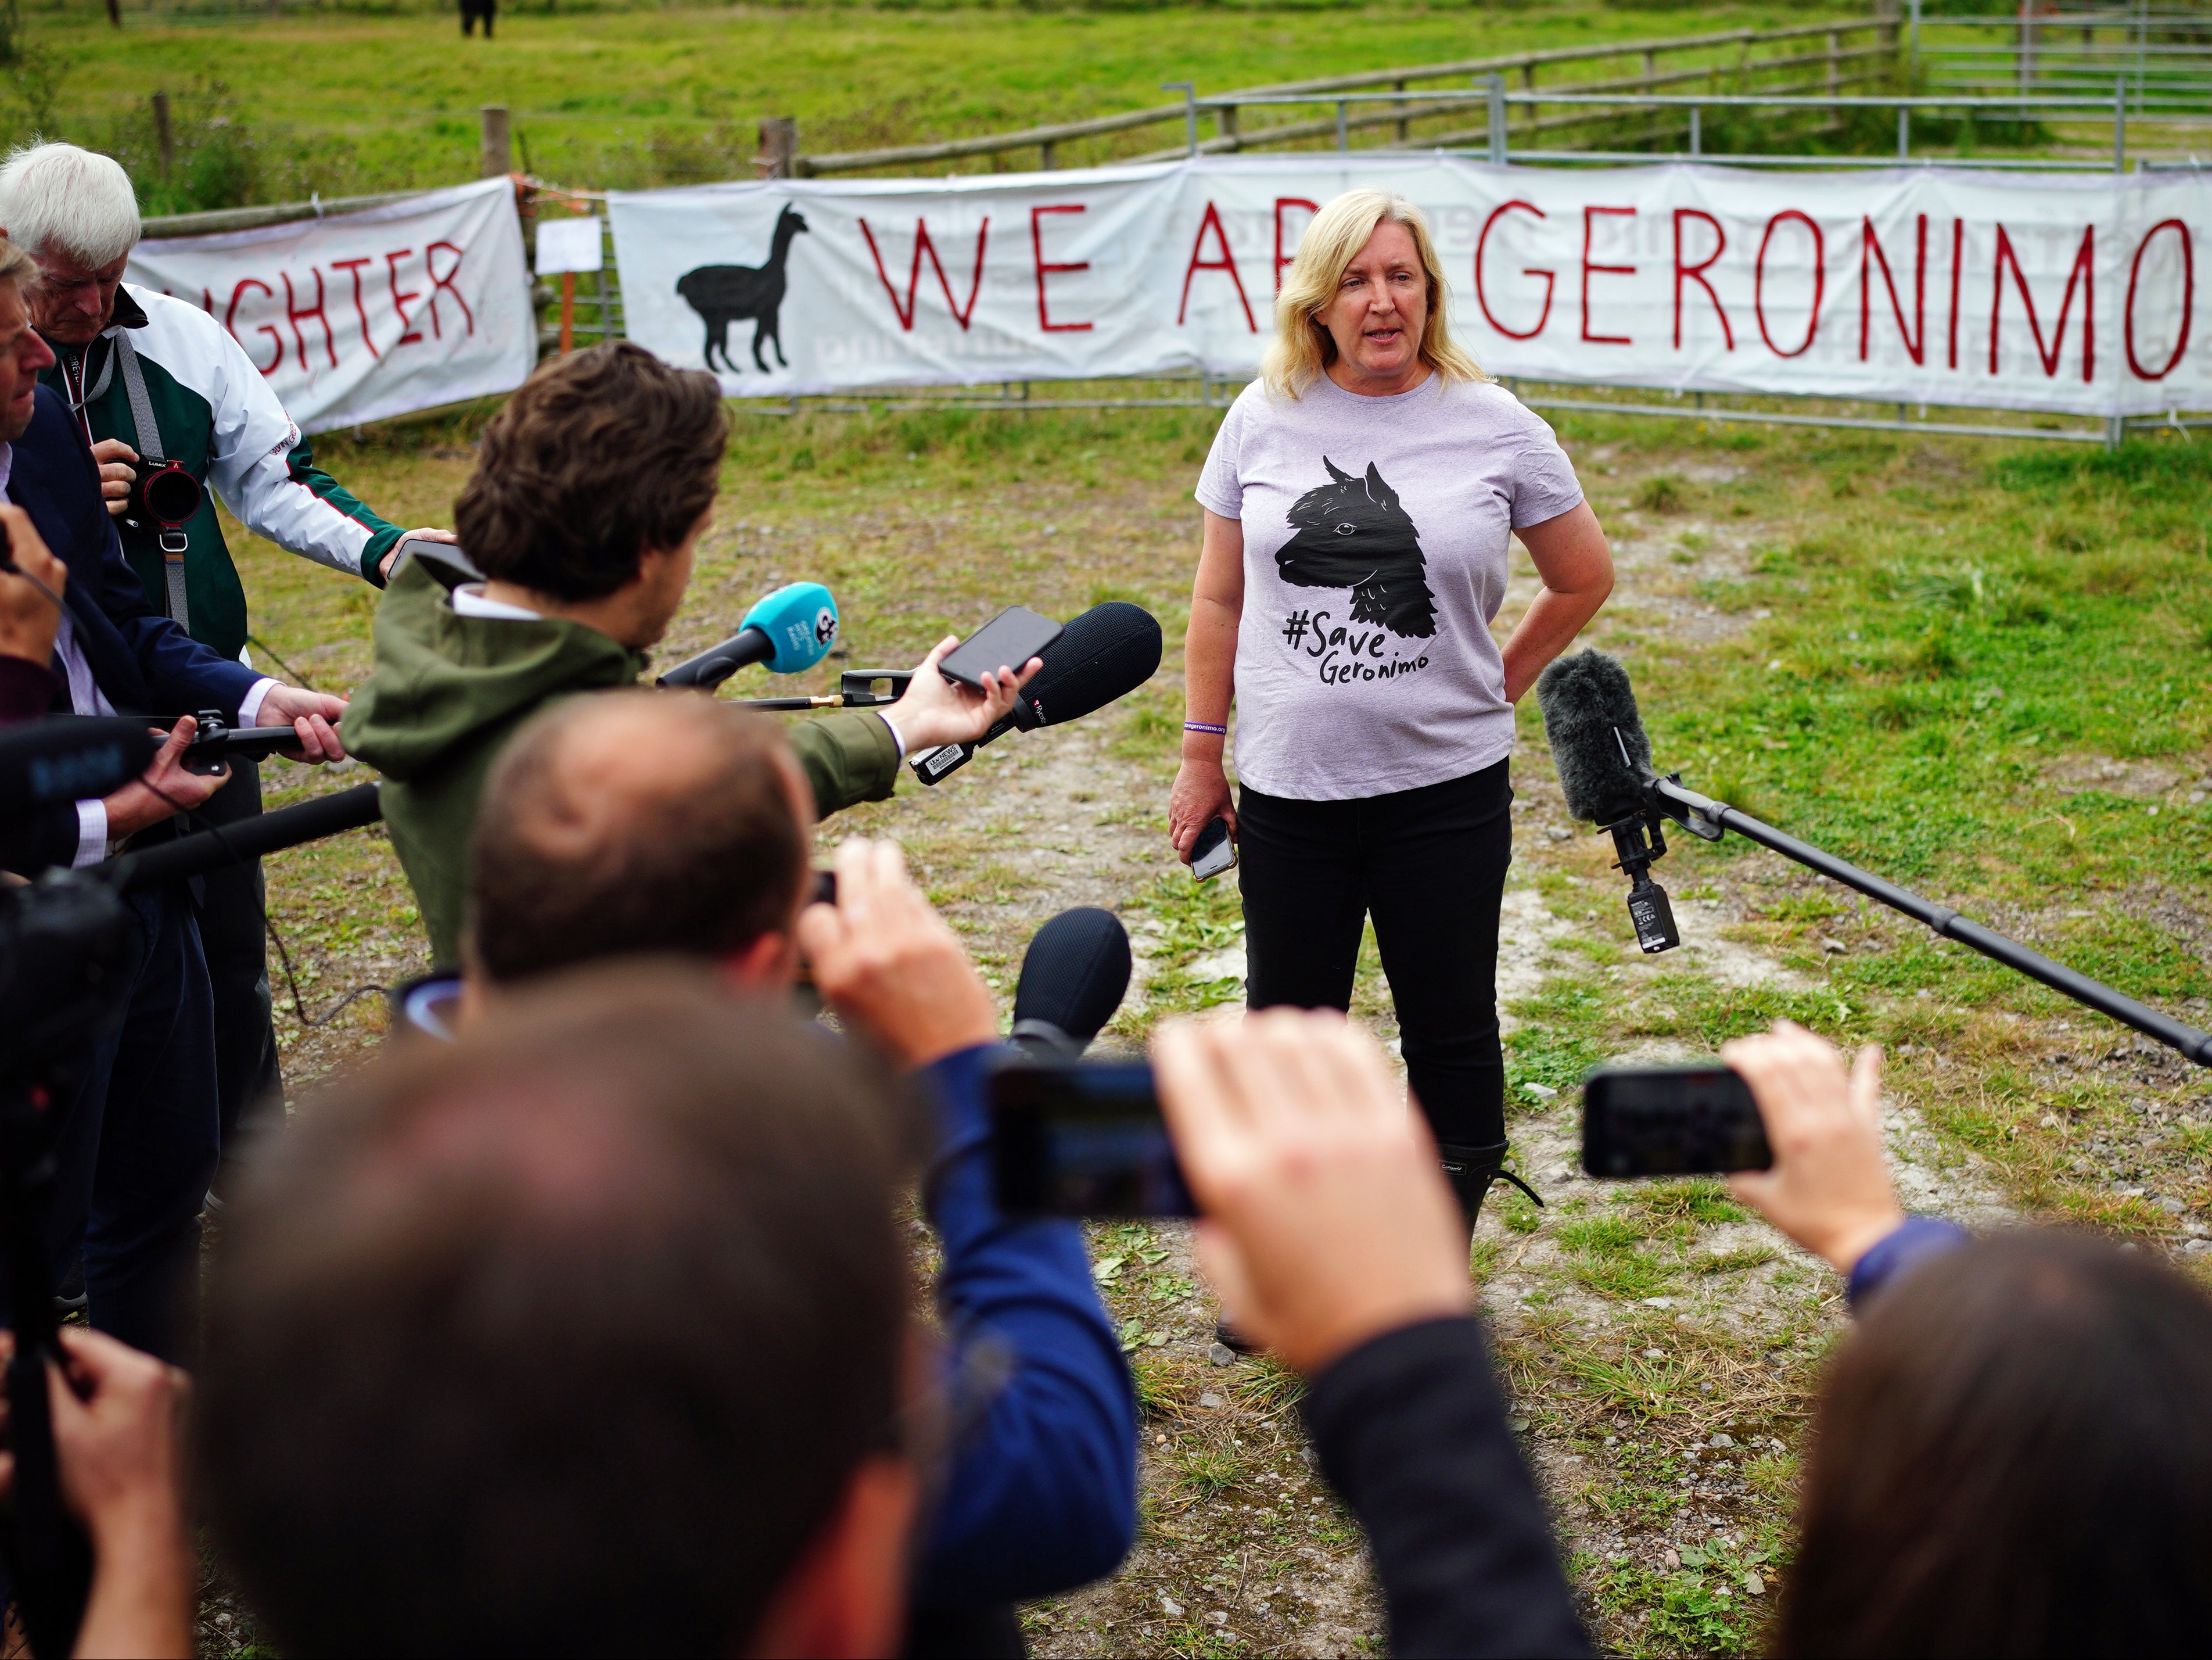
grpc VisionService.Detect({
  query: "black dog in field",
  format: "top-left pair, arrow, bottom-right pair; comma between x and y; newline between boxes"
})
677,204 -> 809,374
1276,457 -> 1437,639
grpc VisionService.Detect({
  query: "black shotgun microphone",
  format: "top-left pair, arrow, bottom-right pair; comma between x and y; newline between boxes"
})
1009,908 -> 1132,1059
912,601 -> 1164,786
96,783 -> 384,892
1536,650 -> 1680,955
1534,649 -> 2212,1067
0,718 -> 159,819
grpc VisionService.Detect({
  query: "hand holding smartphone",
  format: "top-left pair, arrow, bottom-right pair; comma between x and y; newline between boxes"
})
1190,816 -> 1237,882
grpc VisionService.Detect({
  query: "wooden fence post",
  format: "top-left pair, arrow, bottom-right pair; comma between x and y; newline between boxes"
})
152,90 -> 173,178
759,116 -> 798,180
1827,29 -> 1841,95
1394,78 -> 1408,144
480,105 -> 511,178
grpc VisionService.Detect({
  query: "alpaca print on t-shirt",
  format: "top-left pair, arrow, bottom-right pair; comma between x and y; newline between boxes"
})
1275,457 -> 1437,639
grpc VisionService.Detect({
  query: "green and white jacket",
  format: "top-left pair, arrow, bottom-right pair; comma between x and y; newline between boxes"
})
43,282 -> 406,664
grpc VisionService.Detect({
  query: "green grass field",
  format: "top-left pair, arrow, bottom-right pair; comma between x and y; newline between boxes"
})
12,0 -> 1863,208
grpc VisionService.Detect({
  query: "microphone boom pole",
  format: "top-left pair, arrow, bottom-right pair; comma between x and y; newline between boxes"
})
1536,649 -> 2212,1069
1645,774 -> 2212,1066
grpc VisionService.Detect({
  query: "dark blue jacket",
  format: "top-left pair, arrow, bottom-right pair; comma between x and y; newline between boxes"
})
3,383 -> 260,873
14,382 -> 260,720
913,1044 -> 1136,1607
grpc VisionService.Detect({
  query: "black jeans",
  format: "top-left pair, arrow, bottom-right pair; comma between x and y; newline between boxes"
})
188,758 -> 285,1184
1238,759 -> 1513,1151
47,886 -> 221,1364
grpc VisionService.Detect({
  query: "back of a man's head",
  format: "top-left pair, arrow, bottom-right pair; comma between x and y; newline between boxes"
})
468,690 -> 810,985
0,142 -> 139,266
454,340 -> 728,603
199,966 -> 913,1655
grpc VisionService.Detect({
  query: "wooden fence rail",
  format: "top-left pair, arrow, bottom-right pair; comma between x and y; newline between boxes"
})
791,16 -> 1900,177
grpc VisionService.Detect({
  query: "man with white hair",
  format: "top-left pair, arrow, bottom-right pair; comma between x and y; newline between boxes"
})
0,141 -> 450,1186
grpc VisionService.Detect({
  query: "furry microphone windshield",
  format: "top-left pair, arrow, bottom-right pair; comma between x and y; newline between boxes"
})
1536,650 -> 1657,825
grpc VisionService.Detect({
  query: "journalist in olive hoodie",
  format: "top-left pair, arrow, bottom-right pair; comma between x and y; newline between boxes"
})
343,544 -> 901,968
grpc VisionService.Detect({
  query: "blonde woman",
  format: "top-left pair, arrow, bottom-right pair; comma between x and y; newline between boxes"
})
1169,189 -> 1614,1240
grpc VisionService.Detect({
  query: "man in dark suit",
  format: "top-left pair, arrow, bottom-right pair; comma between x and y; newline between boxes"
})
0,239 -> 347,1361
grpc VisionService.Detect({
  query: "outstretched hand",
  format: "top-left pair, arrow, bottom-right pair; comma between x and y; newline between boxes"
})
885,636 -> 1042,756
254,683 -> 350,763
796,837 -> 1000,1070
378,527 -> 457,583
101,715 -> 228,842
1721,1020 -> 1902,1275
1154,1009 -> 1471,1375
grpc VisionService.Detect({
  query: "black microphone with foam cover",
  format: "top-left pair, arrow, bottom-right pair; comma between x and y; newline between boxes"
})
1009,906 -> 1132,1059
1536,650 -> 1679,954
0,718 -> 159,819
1535,649 -> 1658,826
912,601 -> 1164,785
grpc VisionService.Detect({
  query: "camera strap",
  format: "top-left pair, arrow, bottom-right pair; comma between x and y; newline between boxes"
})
111,334 -> 191,635
63,335 -> 116,418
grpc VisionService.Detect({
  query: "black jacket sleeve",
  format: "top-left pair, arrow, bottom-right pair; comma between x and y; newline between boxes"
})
1301,1317 -> 1592,1660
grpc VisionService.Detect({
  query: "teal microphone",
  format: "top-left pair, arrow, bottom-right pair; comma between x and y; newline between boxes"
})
658,582 -> 839,689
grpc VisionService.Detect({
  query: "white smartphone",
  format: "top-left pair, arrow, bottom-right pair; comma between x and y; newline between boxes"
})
1190,816 -> 1237,882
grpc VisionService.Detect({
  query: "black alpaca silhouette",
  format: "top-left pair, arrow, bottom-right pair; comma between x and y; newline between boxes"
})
676,205 -> 810,374
1276,457 -> 1437,639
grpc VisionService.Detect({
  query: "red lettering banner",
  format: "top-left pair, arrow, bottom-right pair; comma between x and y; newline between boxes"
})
602,159 -> 2207,417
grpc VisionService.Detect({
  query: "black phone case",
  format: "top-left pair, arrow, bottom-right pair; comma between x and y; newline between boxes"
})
1190,817 -> 1236,880
1581,1064 -> 1772,1177
939,606 -> 1064,691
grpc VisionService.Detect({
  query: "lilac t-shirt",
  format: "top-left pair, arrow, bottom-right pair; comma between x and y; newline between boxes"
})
1194,374 -> 1585,801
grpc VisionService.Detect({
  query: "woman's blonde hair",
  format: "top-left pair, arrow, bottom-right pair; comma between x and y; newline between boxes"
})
1261,189 -> 1485,399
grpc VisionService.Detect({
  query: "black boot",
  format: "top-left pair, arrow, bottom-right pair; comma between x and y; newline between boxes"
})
1438,1139 -> 1543,1235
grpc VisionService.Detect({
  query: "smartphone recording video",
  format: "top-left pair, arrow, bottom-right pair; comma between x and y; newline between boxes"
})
1581,1063 -> 1772,1178
992,1058 -> 1195,1218
939,605 -> 1064,693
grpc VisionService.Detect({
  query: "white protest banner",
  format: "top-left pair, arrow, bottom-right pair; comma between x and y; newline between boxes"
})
609,156 -> 2207,418
128,176 -> 537,433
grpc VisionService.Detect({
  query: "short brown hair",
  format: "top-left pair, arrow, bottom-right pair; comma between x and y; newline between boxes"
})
454,341 -> 728,601
199,966 -> 914,1655
468,689 -> 809,984
1784,1229 -> 2212,1656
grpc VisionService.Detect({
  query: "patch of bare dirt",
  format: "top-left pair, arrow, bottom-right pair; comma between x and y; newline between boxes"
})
2042,752 -> 2194,799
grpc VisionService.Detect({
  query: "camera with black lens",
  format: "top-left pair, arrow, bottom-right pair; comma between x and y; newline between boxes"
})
119,457 -> 202,537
